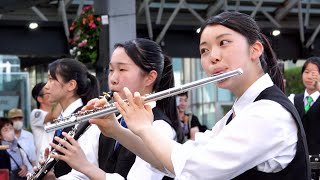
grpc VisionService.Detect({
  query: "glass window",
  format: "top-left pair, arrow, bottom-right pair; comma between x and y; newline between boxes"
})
0,55 -> 31,128
172,57 -> 235,129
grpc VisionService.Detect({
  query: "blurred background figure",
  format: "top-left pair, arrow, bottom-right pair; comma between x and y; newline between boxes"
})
288,57 -> 320,180
8,108 -> 36,168
0,117 -> 33,179
177,92 -> 207,141
30,82 -> 61,164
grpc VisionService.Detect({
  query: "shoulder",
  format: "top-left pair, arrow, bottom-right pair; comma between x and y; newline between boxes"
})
247,99 -> 294,123
30,109 -> 47,119
21,129 -> 34,137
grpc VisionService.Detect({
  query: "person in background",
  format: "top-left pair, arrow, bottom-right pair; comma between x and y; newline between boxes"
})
43,58 -> 100,178
8,108 -> 36,169
110,11 -> 310,179
177,92 -> 202,140
288,57 -> 320,180
0,117 -> 33,179
30,82 -> 61,164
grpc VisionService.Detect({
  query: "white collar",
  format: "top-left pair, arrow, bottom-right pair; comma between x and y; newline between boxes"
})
304,90 -> 320,102
233,74 -> 274,115
61,98 -> 83,117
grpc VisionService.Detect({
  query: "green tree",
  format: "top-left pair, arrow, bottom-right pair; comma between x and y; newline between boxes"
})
284,67 -> 304,95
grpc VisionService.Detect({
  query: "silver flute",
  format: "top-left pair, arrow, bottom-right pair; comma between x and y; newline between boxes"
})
45,68 -> 243,133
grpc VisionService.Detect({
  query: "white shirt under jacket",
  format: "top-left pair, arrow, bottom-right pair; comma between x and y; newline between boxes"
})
105,116 -> 176,180
30,108 -> 55,164
56,98 -> 99,180
171,74 -> 298,180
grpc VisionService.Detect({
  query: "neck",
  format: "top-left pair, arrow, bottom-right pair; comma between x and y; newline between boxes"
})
14,130 -> 21,138
232,70 -> 264,98
60,96 -> 80,111
306,89 -> 317,95
40,104 -> 51,112
178,109 -> 185,120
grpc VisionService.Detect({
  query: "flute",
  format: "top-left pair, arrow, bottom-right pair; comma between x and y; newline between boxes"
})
45,68 -> 243,133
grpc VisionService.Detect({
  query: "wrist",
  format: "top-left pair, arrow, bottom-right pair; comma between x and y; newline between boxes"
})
136,125 -> 152,139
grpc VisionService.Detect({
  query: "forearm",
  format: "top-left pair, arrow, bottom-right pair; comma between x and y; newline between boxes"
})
80,162 -> 106,180
113,127 -> 165,171
137,126 -> 177,174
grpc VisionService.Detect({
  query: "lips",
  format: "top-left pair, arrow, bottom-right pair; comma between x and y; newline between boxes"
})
213,68 -> 226,75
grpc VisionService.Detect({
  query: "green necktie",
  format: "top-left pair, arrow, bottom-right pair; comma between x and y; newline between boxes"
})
304,96 -> 313,113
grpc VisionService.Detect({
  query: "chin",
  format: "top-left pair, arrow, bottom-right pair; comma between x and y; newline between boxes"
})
215,79 -> 231,89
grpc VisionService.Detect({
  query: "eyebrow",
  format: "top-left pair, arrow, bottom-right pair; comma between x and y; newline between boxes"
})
216,33 -> 232,39
200,33 -> 232,46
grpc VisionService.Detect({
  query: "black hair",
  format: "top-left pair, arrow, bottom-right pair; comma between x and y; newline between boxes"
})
114,38 -> 184,143
301,56 -> 320,74
0,117 -> 13,133
48,58 -> 100,105
32,82 -> 46,109
199,12 -> 284,92
177,92 -> 188,98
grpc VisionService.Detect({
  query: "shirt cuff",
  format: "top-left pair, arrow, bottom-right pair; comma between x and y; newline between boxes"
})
105,173 -> 125,180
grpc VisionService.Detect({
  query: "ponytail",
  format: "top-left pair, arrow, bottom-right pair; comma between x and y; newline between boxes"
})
260,34 -> 285,92
156,55 -> 184,143
80,72 -> 100,104
48,58 -> 100,105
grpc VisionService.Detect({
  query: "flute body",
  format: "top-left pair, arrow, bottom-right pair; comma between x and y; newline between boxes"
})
45,68 -> 243,133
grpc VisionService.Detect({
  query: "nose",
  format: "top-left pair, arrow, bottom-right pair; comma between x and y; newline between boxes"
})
210,49 -> 220,64
44,81 -> 50,90
109,71 -> 119,86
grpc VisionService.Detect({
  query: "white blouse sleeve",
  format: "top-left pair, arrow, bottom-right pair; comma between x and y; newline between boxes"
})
171,100 -> 297,180
126,120 -> 176,180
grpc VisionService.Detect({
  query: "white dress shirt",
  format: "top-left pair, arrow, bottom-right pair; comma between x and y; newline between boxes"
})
288,90 -> 320,107
171,74 -> 298,180
56,98 -> 99,180
16,129 -> 36,170
104,119 -> 176,180
30,109 -> 55,164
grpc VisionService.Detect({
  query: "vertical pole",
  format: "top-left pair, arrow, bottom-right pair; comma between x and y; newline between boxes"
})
94,0 -> 136,93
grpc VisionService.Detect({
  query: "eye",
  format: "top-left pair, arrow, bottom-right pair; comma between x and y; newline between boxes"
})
200,48 -> 208,55
219,40 -> 230,46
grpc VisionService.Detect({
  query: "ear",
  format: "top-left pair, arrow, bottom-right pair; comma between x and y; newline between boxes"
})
37,96 -> 43,103
144,70 -> 158,87
250,41 -> 263,62
67,79 -> 78,92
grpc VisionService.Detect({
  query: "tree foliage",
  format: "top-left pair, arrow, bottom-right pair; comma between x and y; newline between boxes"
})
284,67 -> 304,95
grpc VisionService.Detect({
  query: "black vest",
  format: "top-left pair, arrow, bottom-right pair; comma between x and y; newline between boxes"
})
98,107 -> 173,179
232,85 -> 311,180
294,93 -> 320,155
0,143 -> 11,171
54,106 -> 83,178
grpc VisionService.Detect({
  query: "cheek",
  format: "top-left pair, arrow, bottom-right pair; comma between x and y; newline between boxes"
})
302,74 -> 307,81
201,59 -> 211,76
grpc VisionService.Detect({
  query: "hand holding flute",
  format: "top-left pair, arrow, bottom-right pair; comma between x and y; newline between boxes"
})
81,98 -> 122,138
113,89 -> 154,137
